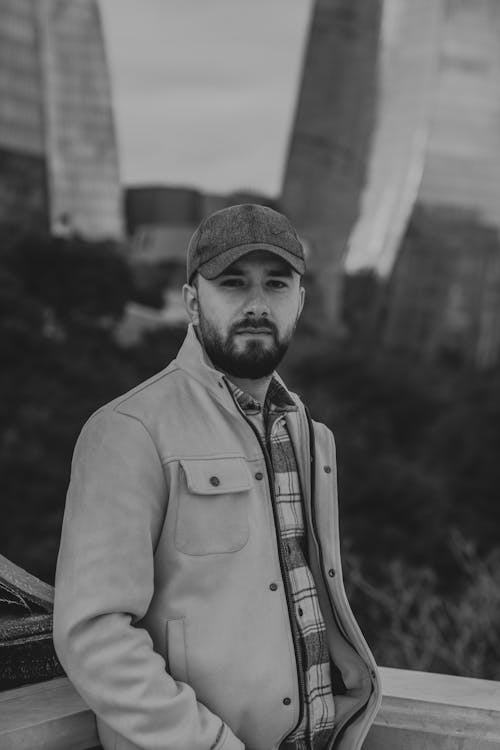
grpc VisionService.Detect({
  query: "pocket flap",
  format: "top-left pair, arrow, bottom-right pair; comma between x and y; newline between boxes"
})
180,457 -> 252,495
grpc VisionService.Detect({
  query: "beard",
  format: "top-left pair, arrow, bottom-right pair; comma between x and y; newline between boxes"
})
198,312 -> 294,379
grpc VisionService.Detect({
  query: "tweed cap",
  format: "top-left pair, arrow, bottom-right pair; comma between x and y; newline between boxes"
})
187,203 -> 305,282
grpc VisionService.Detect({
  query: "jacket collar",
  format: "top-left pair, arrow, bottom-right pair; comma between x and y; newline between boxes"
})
175,324 -> 229,400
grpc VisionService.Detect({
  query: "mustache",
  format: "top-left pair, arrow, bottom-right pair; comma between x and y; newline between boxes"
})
231,318 -> 277,335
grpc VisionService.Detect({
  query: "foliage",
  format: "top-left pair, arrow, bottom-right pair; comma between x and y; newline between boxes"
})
0,235 -> 181,581
283,329 -> 500,576
344,530 -> 500,680
2,234 -> 134,323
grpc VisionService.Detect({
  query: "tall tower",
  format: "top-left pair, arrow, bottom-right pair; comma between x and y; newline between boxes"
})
418,0 -> 500,228
0,0 -> 124,241
380,0 -> 500,369
0,0 -> 48,235
281,0 -> 383,325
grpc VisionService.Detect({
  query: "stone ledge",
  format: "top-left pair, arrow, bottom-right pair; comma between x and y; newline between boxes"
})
0,677 -> 99,750
1,667 -> 500,749
366,667 -> 500,750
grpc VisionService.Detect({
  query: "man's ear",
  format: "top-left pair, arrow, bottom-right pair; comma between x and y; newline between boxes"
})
182,282 -> 200,325
298,284 -> 305,319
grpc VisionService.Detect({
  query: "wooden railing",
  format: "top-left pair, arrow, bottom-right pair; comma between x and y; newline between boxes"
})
1,666 -> 499,749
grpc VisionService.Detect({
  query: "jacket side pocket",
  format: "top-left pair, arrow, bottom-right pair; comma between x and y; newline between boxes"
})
165,617 -> 188,683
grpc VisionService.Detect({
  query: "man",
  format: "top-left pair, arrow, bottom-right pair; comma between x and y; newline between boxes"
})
54,204 -> 381,750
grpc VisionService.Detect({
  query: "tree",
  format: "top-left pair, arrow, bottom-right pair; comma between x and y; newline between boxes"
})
3,235 -> 134,325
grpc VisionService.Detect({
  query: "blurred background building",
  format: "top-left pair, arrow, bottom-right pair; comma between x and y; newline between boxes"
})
2,0 -> 500,367
281,0 -> 383,325
378,0 -> 500,369
281,0 -> 500,369
0,0 -> 123,241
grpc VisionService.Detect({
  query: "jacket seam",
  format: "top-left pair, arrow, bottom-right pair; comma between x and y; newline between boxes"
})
112,364 -> 180,408
73,365 -> 181,436
111,409 -> 165,472
210,720 -> 226,750
161,452 -> 252,466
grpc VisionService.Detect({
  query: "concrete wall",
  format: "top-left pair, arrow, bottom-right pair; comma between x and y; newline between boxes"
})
2,668 -> 500,749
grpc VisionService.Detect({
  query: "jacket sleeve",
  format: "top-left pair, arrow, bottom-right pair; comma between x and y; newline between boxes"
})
53,408 -> 244,750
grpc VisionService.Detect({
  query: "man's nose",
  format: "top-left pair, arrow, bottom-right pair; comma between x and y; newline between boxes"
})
243,286 -> 270,317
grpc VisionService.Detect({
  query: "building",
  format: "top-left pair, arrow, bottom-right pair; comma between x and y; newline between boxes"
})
382,206 -> 500,369
0,0 -> 123,241
344,0 -> 443,278
125,185 -> 280,266
418,0 -> 500,229
281,0 -> 383,325
380,0 -> 500,368
125,186 -> 202,236
0,0 -> 48,235
294,0 -> 500,368
125,187 -> 202,279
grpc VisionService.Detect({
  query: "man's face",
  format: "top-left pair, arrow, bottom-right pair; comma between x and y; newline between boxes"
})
184,250 -> 305,379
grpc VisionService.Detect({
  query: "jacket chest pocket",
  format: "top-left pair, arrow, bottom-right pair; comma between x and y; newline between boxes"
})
174,457 -> 251,555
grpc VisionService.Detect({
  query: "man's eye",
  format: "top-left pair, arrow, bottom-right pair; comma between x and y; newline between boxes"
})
267,279 -> 287,289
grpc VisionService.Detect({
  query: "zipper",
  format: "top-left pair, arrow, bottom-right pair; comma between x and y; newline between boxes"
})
304,407 -> 375,749
224,382 -> 305,734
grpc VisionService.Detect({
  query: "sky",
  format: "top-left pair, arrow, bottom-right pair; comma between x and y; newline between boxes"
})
98,0 -> 313,196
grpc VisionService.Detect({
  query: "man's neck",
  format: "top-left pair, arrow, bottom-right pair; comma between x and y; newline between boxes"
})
224,373 -> 273,405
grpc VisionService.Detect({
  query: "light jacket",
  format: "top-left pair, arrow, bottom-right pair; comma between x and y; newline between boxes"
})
53,325 -> 381,750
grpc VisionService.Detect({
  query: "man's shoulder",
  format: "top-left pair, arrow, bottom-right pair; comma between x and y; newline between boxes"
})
82,358 -> 191,432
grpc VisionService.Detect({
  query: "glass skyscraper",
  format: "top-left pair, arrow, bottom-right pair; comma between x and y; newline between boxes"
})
0,0 -> 123,239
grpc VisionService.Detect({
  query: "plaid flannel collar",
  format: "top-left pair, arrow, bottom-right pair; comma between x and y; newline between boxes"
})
226,376 -> 297,416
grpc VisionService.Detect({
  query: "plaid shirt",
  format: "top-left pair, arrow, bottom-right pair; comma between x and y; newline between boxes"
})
227,377 -> 336,750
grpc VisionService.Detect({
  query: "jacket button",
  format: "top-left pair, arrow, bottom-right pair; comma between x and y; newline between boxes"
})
255,472 -> 263,480
283,697 -> 291,706
324,465 -> 332,474
328,568 -> 335,577
269,582 -> 278,591
209,476 -> 220,487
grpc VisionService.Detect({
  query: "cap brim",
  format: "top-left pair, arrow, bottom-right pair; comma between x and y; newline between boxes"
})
197,243 -> 305,280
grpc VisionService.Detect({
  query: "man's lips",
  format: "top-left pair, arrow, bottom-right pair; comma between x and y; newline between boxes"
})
236,328 -> 273,334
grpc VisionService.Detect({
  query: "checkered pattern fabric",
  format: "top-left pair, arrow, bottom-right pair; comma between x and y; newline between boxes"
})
228,377 -> 336,750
